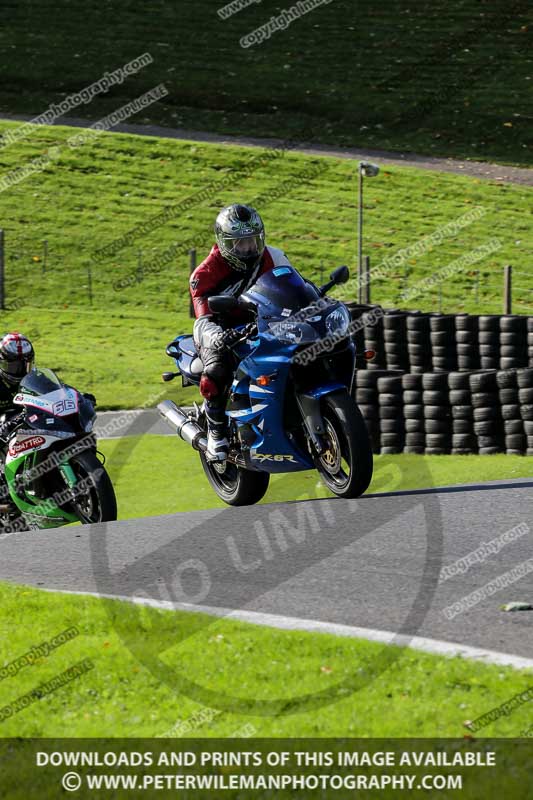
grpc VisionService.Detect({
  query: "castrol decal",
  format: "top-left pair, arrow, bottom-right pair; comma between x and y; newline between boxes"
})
8,436 -> 46,457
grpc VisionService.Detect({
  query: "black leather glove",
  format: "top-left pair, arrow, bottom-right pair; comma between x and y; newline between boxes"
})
241,322 -> 257,338
0,413 -> 22,444
212,328 -> 243,351
83,392 -> 97,406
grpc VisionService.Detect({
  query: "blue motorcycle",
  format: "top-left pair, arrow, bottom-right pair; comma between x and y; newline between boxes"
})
159,265 -> 373,506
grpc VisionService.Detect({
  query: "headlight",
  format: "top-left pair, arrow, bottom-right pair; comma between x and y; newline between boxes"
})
325,305 -> 351,336
268,321 -> 318,344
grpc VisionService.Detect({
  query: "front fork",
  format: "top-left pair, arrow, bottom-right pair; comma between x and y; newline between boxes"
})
296,384 -> 349,456
296,393 -> 328,455
58,461 -> 77,488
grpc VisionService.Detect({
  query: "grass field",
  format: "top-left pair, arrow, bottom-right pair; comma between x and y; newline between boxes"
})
97,435 -> 533,518
0,123 -> 531,407
0,580 -> 530,738
0,1 -> 531,165
1,1 -> 532,754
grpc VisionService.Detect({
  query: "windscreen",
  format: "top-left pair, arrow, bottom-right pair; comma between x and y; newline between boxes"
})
19,367 -> 63,396
245,267 -> 320,316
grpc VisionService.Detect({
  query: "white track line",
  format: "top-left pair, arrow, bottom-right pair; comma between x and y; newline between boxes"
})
42,587 -> 533,671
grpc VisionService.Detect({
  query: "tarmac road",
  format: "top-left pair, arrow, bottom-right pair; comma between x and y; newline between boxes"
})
95,408 -> 174,438
2,113 -> 531,185
0,480 -> 531,661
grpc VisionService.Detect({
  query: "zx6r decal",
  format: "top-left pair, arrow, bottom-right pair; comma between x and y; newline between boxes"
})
252,454 -> 297,463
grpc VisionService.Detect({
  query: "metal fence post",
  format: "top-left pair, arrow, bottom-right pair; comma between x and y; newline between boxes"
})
362,255 -> 371,304
504,265 -> 512,315
357,167 -> 363,304
0,229 -> 4,310
189,248 -> 196,318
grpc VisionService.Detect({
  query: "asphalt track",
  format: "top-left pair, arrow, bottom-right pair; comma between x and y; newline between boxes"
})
95,409 -> 174,438
0,479 -> 532,663
1,113 -> 531,185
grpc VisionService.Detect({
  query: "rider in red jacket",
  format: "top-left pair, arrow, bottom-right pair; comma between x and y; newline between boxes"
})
190,203 -> 292,462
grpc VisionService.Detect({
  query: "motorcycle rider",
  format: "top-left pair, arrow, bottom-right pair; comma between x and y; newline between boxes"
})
0,332 -> 34,444
190,203 -> 292,462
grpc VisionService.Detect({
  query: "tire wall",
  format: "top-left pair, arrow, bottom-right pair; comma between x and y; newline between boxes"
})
347,305 -> 533,455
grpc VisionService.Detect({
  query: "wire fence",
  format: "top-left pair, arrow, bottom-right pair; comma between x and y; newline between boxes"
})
1,231 -> 532,318
377,264 -> 533,316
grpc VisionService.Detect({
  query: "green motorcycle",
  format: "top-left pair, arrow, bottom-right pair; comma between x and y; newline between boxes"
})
1,367 -> 117,532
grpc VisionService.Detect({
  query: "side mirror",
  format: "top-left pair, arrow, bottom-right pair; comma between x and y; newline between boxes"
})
165,342 -> 181,358
319,265 -> 350,296
208,295 -> 239,314
330,265 -> 349,285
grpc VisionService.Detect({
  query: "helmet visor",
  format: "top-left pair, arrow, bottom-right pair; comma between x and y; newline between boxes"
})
222,233 -> 265,260
2,357 -> 34,379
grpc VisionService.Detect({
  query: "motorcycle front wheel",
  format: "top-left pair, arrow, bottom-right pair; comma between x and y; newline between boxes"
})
313,391 -> 373,499
67,451 -> 118,523
199,452 -> 270,506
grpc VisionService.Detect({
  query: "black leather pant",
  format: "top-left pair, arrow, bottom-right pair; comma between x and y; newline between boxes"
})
199,346 -> 233,432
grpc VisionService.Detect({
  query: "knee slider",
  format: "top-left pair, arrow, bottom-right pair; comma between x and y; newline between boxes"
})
200,374 -> 220,400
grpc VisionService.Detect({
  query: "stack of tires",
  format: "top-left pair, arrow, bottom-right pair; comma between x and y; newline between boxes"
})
347,304 -> 375,319
352,321 -> 367,371
449,371 -> 477,454
499,369 -> 526,455
406,314 -> 432,373
364,310 -> 386,371
500,316 -> 528,370
430,316 -> 457,373
402,373 -> 425,454
478,317 -> 500,370
349,302 -> 533,456
354,370 -> 383,453
423,373 -> 452,454
518,368 -> 533,456
378,374 -> 405,454
350,306 -> 533,374
384,314 -> 410,373
469,371 -> 503,454
455,315 -> 480,371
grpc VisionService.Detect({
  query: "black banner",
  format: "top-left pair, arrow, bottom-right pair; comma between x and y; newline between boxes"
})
0,738 -> 531,798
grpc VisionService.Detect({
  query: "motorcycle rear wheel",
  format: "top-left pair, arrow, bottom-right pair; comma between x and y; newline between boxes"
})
314,392 -> 373,498
199,452 -> 270,506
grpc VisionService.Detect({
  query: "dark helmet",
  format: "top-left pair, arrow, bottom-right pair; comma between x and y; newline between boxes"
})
0,332 -> 34,386
214,204 -> 265,272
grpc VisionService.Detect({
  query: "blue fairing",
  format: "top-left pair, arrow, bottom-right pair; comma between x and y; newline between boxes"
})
172,335 -> 200,382
229,337 -> 313,473
171,266 -> 355,474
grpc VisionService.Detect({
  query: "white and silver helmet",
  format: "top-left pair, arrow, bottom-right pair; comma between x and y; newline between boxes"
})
0,332 -> 34,385
214,204 -> 265,272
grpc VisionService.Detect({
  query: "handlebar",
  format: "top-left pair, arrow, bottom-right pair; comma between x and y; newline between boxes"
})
228,324 -> 258,349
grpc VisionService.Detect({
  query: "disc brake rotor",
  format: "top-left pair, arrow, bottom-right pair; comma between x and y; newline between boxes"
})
319,419 -> 342,474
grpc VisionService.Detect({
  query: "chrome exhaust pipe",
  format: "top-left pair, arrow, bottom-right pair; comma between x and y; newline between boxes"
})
158,400 -> 207,452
